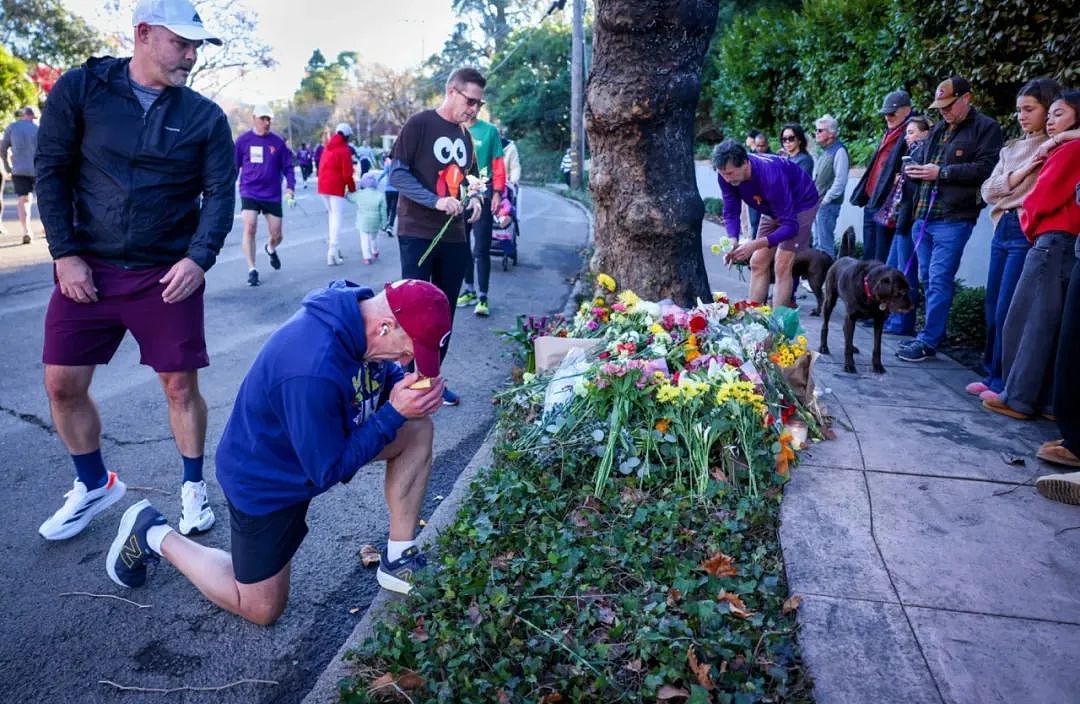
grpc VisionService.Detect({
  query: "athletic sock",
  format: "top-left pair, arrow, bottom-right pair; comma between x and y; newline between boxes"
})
146,524 -> 175,555
266,243 -> 276,253
479,293 -> 488,303
386,539 -> 416,563
181,455 -> 204,484
72,450 -> 108,491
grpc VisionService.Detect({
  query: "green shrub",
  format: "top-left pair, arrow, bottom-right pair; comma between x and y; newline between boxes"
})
515,135 -> 564,184
694,142 -> 713,159
703,196 -> 723,216
947,282 -> 986,349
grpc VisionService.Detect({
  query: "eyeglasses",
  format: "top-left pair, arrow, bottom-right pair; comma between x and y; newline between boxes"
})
781,135 -> 797,142
453,87 -> 485,109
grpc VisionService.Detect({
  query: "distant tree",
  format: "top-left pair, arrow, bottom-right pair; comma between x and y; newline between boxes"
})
0,0 -> 104,69
0,46 -> 38,118
295,50 -> 354,106
587,0 -> 718,305
452,0 -> 545,56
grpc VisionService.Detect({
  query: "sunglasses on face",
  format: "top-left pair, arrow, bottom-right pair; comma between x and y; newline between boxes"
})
781,135 -> 797,142
453,87 -> 485,109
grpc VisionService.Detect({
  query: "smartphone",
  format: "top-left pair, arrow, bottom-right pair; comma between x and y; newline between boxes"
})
901,156 -> 913,166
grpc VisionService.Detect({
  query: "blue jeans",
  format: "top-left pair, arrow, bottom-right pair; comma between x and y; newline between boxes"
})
862,207 -> 894,263
914,218 -> 975,350
884,229 -> 919,335
981,211 -> 1030,391
748,207 -> 761,237
813,202 -> 841,257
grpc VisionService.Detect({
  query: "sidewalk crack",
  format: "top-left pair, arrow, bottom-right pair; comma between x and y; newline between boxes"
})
0,405 -> 55,434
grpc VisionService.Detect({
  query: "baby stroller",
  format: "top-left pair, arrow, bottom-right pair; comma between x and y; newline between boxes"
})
489,187 -> 518,271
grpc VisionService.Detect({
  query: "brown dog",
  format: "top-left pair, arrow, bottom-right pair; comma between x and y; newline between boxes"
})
819,257 -> 913,374
791,248 -> 834,315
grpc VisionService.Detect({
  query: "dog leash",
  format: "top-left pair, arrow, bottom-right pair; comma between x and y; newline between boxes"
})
902,186 -> 937,278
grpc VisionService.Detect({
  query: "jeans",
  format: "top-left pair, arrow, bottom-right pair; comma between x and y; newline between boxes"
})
914,218 -> 975,350
749,207 -> 761,238
981,211 -> 1030,392
462,193 -> 495,296
862,207 -> 895,263
999,232 -> 1076,416
398,235 -> 471,360
884,229 -> 919,335
1054,237 -> 1080,455
813,202 -> 841,257
385,191 -> 398,228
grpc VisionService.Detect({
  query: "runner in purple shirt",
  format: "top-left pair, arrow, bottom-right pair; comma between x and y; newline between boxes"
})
235,104 -> 295,286
713,139 -> 820,309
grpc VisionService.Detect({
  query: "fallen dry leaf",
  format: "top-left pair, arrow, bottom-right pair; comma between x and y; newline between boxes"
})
666,587 -> 683,607
411,617 -> 429,642
710,466 -> 727,483
596,603 -> 616,625
717,591 -> 751,619
539,692 -> 564,703
369,673 -> 394,691
348,607 -> 360,615
396,670 -> 424,690
467,598 -> 484,626
624,658 -> 644,673
492,551 -> 516,570
657,684 -> 690,701
687,645 -> 715,691
358,544 -> 381,568
497,688 -> 511,704
783,594 -> 802,616
620,486 -> 647,504
701,552 -> 738,578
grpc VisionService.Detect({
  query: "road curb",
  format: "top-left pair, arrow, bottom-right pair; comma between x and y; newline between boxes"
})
301,435 -> 496,703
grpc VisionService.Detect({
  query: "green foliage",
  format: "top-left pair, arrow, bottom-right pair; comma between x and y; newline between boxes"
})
0,47 -> 37,119
339,396 -> 811,702
946,282 -> 986,349
514,134 -> 565,184
0,0 -> 103,69
294,49 -> 354,106
909,0 -> 1079,121
703,197 -> 723,217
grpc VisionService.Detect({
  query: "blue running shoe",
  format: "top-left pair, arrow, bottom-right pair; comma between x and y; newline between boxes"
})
106,500 -> 166,588
896,340 -> 936,362
441,387 -> 460,406
376,546 -> 429,594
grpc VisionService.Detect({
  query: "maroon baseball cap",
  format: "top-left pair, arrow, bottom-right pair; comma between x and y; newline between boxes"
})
384,280 -> 451,378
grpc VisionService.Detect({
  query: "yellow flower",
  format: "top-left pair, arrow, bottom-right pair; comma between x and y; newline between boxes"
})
756,304 -> 772,316
656,383 -> 681,404
617,290 -> 640,309
597,273 -> 617,292
710,243 -> 722,255
650,323 -> 665,334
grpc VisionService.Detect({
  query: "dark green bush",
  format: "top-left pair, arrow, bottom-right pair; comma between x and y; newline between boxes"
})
515,135 -> 564,185
703,197 -> 723,216
947,282 -> 986,349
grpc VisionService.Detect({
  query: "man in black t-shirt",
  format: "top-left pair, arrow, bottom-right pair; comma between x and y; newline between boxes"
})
389,66 -> 485,406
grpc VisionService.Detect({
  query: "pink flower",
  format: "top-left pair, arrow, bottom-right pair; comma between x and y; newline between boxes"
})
586,320 -> 599,331
611,302 -> 627,313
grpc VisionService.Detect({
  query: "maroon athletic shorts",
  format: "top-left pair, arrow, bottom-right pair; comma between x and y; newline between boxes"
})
757,203 -> 819,252
43,257 -> 209,372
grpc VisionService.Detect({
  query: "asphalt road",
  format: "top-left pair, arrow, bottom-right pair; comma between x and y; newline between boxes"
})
0,184 -> 588,703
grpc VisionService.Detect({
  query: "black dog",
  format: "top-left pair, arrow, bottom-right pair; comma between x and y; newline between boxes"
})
819,257 -> 913,374
791,248 -> 834,315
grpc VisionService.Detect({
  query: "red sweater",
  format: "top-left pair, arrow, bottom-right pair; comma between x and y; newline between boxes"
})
1021,140 -> 1080,242
317,133 -> 356,197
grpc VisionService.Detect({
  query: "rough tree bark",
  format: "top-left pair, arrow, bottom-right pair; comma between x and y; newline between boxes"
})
586,0 -> 718,305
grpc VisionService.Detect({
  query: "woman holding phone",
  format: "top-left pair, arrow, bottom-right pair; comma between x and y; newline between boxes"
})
966,78 -> 1061,399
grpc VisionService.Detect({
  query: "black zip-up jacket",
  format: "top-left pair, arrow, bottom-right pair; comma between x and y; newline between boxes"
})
36,56 -> 236,270
918,107 -> 1003,222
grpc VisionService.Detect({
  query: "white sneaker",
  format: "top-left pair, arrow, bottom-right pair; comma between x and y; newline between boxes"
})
327,250 -> 344,266
39,471 -> 127,540
178,480 -> 215,535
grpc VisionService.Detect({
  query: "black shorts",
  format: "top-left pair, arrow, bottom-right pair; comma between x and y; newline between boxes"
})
12,175 -> 34,196
241,197 -> 283,218
228,498 -> 310,584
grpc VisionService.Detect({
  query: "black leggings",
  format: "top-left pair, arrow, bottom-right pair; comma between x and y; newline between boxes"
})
398,235 -> 470,360
385,191 -> 398,227
1054,248 -> 1080,455
463,199 -> 494,294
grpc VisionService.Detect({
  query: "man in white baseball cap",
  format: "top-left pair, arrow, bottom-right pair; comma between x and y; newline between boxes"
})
132,0 -> 223,46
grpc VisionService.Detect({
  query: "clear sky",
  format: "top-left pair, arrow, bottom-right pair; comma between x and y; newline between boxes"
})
67,0 -> 459,103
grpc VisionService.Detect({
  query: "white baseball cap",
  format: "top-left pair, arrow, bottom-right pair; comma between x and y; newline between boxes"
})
335,122 -> 353,137
132,0 -> 223,46
252,104 -> 273,118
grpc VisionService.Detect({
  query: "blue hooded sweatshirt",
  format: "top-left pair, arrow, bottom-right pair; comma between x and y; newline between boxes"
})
216,281 -> 406,515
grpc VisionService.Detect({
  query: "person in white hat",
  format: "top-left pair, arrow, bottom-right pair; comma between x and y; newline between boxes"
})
316,122 -> 357,265
235,103 -> 295,286
33,0 -> 235,546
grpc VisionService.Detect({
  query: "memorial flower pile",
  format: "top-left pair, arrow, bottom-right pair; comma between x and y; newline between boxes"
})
504,274 -> 827,500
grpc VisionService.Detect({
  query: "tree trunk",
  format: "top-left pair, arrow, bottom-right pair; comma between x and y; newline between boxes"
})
586,0 -> 718,306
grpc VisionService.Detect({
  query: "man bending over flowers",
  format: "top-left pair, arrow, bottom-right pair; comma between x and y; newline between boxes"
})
103,279 -> 450,625
712,140 -> 820,309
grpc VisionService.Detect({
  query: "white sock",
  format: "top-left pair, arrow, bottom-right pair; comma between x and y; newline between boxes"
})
266,244 -> 275,253
248,267 -> 257,273
386,539 -> 416,563
146,524 -> 174,555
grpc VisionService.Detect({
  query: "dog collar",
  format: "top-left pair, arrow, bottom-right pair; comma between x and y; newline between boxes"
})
863,274 -> 873,301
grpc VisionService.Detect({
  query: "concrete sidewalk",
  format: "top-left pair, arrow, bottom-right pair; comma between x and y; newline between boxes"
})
699,219 -> 1080,704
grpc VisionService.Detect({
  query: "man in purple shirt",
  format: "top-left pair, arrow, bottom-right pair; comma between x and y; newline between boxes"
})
235,104 -> 295,286
713,139 -> 820,308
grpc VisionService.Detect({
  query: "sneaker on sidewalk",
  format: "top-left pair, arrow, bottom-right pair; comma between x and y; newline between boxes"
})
982,396 -> 1032,420
896,340 -> 935,362
1036,444 -> 1080,468
247,269 -> 260,287
1035,471 -> 1080,505
897,338 -> 921,351
106,500 -> 166,588
265,244 -> 282,270
376,546 -> 428,594
456,290 -> 477,307
39,471 -> 127,541
474,299 -> 490,317
178,480 -> 215,535
441,387 -> 460,406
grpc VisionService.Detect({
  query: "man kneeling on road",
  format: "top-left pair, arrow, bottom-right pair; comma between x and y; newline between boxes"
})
105,279 -> 450,625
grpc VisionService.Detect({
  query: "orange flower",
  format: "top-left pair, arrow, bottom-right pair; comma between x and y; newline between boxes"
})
655,418 -> 671,433
685,349 -> 701,363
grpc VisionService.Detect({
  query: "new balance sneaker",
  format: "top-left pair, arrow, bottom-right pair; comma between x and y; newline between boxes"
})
178,480 -> 215,535
474,299 -> 490,317
456,290 -> 477,307
247,269 -> 260,287
265,243 -> 282,270
376,546 -> 428,594
896,340 -> 935,362
441,387 -> 460,406
106,500 -> 166,588
38,471 -> 127,541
